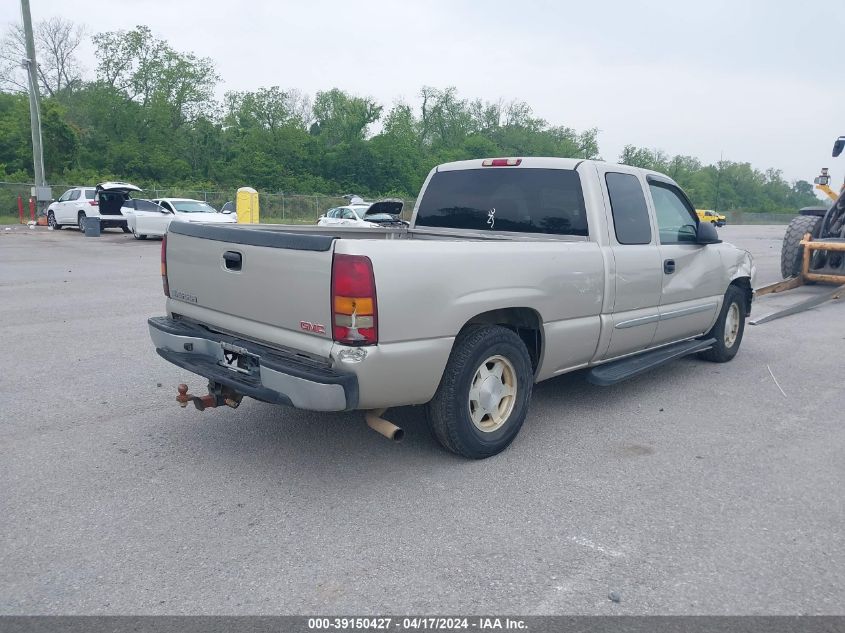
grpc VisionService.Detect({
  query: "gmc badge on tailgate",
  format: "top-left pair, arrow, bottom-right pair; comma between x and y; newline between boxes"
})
300,321 -> 326,334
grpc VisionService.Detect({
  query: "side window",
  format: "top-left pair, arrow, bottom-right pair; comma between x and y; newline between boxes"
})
162,202 -> 174,212
135,200 -> 159,212
648,181 -> 698,244
326,208 -> 338,219
84,190 -> 96,200
58,190 -> 71,202
341,209 -> 355,220
605,173 -> 651,245
68,190 -> 81,201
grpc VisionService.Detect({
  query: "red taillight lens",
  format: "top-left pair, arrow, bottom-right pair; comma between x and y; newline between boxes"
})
161,234 -> 170,297
88,200 -> 99,206
482,158 -> 522,167
331,254 -> 377,345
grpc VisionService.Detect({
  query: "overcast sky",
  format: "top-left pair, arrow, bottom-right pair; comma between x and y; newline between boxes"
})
4,0 -> 844,188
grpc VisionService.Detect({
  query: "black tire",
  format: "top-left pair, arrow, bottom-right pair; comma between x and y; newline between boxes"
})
77,212 -> 86,231
426,325 -> 533,459
47,211 -> 62,230
699,285 -> 746,363
780,215 -> 821,279
121,225 -> 131,233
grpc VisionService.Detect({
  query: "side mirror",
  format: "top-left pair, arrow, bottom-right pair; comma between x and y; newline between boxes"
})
222,209 -> 233,214
697,221 -> 721,244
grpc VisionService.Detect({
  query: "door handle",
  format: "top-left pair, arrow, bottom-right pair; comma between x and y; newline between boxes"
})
663,259 -> 676,274
223,250 -> 242,271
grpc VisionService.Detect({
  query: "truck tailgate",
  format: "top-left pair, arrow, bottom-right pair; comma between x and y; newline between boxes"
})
164,223 -> 335,343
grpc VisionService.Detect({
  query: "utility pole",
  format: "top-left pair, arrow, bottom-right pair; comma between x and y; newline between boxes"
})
20,0 -> 47,205
714,151 -> 723,214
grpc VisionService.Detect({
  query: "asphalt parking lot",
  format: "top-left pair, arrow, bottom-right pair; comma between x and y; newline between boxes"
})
1,224 -> 843,615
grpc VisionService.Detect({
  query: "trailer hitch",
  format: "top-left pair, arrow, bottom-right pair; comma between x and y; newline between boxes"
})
176,383 -> 243,411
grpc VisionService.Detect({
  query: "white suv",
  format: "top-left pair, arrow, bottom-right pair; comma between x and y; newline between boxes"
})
46,182 -> 139,232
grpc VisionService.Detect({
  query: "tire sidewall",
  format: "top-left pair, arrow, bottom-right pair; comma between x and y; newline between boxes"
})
442,330 -> 533,457
47,212 -> 56,228
706,287 -> 746,361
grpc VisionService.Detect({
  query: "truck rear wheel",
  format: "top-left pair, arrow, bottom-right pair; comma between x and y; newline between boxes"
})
781,215 -> 821,278
427,325 -> 533,459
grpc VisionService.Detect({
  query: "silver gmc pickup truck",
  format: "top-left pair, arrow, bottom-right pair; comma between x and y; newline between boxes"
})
149,157 -> 754,458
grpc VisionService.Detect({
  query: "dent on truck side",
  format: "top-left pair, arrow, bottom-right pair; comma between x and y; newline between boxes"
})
722,245 -> 755,314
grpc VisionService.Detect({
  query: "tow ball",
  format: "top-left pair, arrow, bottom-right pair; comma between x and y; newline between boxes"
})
176,383 -> 243,411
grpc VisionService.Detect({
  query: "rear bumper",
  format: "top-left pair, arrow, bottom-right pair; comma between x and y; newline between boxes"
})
148,316 -> 358,411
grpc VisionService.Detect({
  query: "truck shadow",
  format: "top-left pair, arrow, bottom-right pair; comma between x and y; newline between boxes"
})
168,356 -> 703,476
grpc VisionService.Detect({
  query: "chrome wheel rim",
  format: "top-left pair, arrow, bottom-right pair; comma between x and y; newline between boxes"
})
468,355 -> 517,433
724,302 -> 740,348
48,213 -> 55,228
78,215 -> 85,230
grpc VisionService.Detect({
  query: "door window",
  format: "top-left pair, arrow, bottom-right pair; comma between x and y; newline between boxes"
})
606,173 -> 651,245
68,190 -> 81,201
58,190 -> 72,202
649,181 -> 698,244
340,209 -> 355,220
135,199 -> 164,212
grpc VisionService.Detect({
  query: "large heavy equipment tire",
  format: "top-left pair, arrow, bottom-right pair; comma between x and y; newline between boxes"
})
427,325 -> 533,459
780,215 -> 821,279
699,285 -> 746,363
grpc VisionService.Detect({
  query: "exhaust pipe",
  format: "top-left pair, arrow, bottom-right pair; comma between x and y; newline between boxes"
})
366,408 -> 404,442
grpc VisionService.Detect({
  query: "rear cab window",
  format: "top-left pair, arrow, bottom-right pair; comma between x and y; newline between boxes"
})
415,168 -> 588,236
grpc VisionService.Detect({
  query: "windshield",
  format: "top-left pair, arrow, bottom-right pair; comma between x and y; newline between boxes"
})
172,201 -> 217,213
416,168 -> 588,236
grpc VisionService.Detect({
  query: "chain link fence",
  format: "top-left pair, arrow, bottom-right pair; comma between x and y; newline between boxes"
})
0,181 -> 416,224
1,180 -> 801,226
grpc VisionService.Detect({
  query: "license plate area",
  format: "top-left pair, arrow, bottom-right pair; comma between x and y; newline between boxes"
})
219,342 -> 260,376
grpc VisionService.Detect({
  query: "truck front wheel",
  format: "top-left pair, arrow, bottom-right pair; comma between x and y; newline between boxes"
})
427,325 -> 533,459
698,285 -> 746,363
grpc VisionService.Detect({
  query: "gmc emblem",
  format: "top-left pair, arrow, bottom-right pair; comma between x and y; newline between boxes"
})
300,321 -> 326,334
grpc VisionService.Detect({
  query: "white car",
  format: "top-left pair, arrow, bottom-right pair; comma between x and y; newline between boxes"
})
317,199 -> 406,228
46,182 -> 140,232
125,198 -> 237,240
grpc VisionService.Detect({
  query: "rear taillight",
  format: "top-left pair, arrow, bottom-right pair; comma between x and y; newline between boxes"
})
161,234 -> 170,297
331,254 -> 377,345
88,200 -> 99,206
482,158 -> 522,167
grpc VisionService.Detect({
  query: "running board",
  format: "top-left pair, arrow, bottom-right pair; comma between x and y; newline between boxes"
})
587,338 -> 716,387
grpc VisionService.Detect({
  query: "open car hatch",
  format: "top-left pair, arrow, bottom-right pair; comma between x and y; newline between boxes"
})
96,181 -> 141,216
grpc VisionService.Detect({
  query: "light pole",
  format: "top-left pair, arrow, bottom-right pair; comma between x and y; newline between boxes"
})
20,0 -> 47,209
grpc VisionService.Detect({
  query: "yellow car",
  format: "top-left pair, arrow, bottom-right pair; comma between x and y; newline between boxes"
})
696,209 -> 726,227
